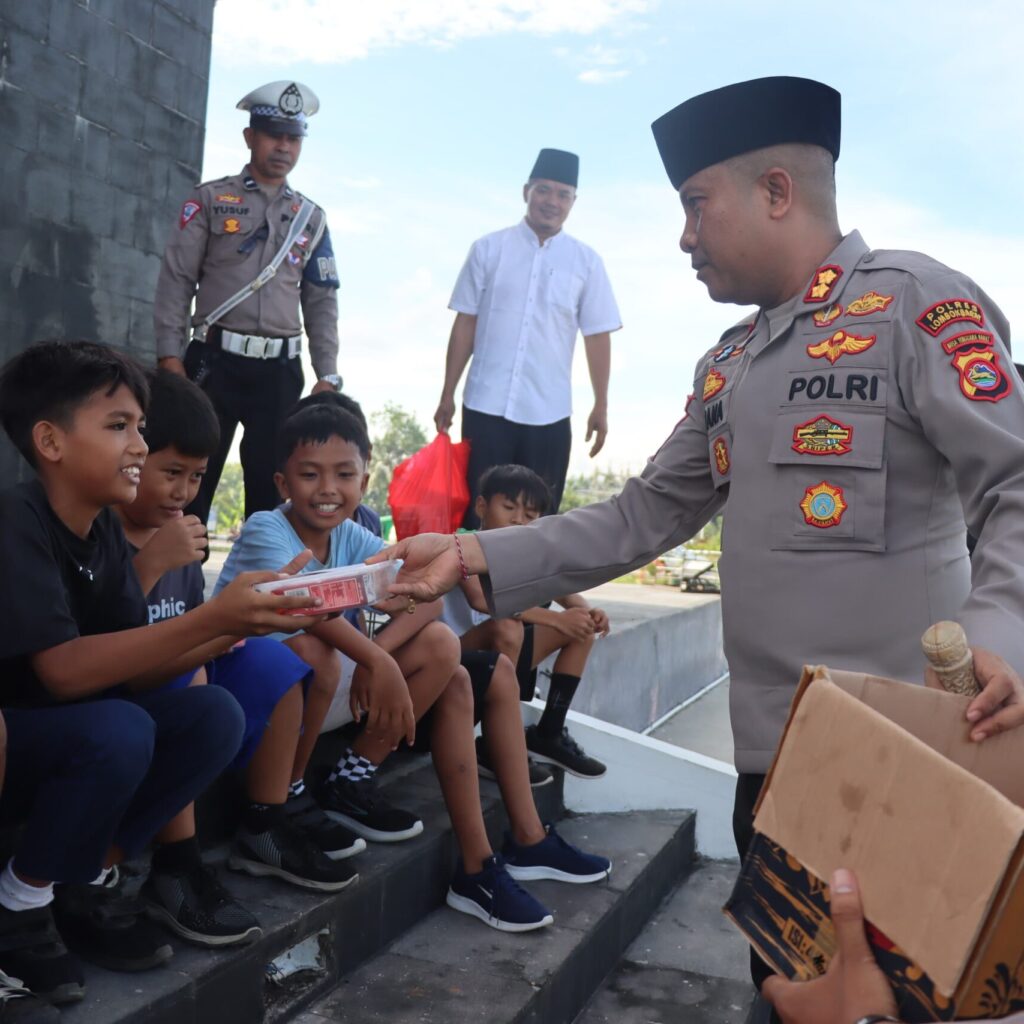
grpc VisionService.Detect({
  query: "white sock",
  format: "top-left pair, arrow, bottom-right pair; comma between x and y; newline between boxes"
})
90,866 -> 113,887
0,860 -> 53,912
289,779 -> 306,799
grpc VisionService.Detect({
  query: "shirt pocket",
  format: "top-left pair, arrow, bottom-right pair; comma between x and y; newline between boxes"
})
206,214 -> 258,266
767,408 -> 888,552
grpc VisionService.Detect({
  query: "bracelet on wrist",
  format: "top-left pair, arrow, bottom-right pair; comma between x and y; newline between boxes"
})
453,534 -> 470,581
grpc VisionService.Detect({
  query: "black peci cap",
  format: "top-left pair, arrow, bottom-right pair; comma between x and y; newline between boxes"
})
651,76 -> 841,190
529,148 -> 579,188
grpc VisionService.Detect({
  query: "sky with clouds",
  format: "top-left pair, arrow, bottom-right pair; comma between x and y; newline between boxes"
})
203,0 -> 1024,475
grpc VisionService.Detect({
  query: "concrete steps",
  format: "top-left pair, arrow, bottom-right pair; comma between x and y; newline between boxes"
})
59,755 -> 565,1024
575,859 -> 755,1023
292,810 -> 696,1024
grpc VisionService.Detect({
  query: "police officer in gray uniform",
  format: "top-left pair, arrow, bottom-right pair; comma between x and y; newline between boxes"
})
154,81 -> 342,524
374,75 -> 1024,994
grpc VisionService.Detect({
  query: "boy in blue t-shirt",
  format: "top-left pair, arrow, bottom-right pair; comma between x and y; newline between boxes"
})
117,371 -> 360,946
218,404 -> 567,931
0,341 -> 322,1004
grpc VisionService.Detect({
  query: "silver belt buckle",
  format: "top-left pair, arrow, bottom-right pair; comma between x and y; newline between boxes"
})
246,336 -> 269,358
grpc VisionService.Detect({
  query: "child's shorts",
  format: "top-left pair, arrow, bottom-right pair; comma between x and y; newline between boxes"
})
515,623 -> 537,701
319,654 -> 356,734
410,649 -> 498,754
162,637 -> 312,769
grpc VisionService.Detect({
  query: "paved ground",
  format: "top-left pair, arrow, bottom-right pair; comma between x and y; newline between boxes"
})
577,859 -> 755,1023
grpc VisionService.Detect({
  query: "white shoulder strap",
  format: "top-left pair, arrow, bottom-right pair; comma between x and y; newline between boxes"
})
194,198 -> 317,339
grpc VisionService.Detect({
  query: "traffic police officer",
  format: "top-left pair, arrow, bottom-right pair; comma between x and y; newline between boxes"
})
373,74 -> 1024,995
154,80 -> 342,524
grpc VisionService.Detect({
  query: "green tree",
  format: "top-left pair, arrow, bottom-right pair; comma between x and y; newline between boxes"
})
211,462 -> 245,536
365,403 -> 429,514
559,467 -> 631,511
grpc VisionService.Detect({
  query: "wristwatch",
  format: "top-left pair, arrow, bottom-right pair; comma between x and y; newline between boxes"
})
321,373 -> 343,391
854,1016 -> 901,1023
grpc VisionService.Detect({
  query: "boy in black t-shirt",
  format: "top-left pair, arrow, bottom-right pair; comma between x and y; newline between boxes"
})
118,371 -> 360,936
0,341 -> 323,1005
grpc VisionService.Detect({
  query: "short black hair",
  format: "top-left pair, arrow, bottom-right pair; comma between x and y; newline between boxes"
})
0,339 -> 149,467
143,368 -> 220,457
287,390 -> 368,431
276,403 -> 371,469
478,464 -> 551,515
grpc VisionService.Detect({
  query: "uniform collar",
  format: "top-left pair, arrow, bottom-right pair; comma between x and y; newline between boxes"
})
795,230 -> 870,309
240,164 -> 291,196
517,217 -> 564,250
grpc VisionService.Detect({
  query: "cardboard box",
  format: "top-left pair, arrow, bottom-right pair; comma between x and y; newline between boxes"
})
724,665 -> 1024,1021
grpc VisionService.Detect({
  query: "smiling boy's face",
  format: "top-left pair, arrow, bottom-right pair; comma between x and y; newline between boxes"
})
275,434 -> 368,538
121,445 -> 208,531
35,383 -> 149,507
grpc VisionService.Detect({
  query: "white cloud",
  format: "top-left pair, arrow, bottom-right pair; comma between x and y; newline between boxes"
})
212,0 -> 654,65
578,67 -> 629,84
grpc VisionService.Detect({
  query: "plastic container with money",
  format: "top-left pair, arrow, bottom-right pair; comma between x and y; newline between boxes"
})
254,560 -> 403,616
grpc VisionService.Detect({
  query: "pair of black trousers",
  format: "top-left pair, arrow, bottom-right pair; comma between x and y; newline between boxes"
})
185,341 -> 304,526
461,406 -> 572,529
0,686 -> 244,883
734,772 -> 782,1022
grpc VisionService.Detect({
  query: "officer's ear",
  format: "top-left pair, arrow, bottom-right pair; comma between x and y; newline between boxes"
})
243,126 -> 254,151
761,167 -> 794,220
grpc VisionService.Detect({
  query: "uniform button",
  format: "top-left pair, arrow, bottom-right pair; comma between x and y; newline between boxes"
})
862,252 -> 875,263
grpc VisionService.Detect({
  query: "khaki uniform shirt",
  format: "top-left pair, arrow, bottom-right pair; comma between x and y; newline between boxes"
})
153,166 -> 340,379
478,230 -> 1024,773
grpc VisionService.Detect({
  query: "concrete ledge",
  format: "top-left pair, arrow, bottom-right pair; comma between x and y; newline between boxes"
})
538,590 -> 727,734
523,704 -> 737,860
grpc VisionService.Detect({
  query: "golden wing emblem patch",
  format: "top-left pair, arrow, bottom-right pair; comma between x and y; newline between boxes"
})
806,330 -> 877,365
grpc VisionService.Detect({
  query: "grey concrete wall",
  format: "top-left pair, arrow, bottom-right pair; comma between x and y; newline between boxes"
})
0,0 -> 214,478
537,596 -> 728,734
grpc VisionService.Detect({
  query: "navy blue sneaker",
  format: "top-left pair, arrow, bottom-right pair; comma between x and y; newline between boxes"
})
502,824 -> 611,883
446,855 -> 553,932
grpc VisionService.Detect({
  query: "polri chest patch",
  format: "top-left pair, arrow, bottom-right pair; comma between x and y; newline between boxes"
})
800,481 -> 847,528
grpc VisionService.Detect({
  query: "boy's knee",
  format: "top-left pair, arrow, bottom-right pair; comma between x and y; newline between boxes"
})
423,621 -> 461,668
492,618 -> 524,655
83,701 -> 156,784
490,655 -> 519,703
179,685 -> 245,753
439,665 -> 473,715
289,634 -> 341,686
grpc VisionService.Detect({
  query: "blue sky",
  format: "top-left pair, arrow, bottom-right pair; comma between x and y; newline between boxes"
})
204,0 -> 1024,474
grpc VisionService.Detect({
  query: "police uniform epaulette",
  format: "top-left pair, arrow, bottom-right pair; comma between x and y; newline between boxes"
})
856,247 -> 964,287
196,175 -> 234,190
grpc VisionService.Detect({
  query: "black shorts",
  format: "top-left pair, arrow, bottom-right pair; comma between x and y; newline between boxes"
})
515,623 -> 537,702
410,650 -> 499,753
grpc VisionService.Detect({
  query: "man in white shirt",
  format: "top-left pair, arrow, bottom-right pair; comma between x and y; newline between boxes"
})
434,149 -> 622,526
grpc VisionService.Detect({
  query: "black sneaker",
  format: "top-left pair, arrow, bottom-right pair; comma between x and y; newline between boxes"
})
316,774 -> 424,843
285,789 -> 366,861
525,725 -> 607,779
0,968 -> 60,1023
228,821 -> 359,892
475,736 -> 553,788
52,875 -> 172,972
0,904 -> 83,1005
142,862 -> 262,947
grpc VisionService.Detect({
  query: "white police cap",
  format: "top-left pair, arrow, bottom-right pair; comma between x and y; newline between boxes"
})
236,81 -> 320,137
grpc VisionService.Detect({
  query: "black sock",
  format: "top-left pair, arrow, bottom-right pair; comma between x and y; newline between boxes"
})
537,673 -> 581,737
151,836 -> 202,875
243,802 -> 286,834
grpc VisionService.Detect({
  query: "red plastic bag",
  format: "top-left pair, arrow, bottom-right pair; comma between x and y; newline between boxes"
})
387,434 -> 471,539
